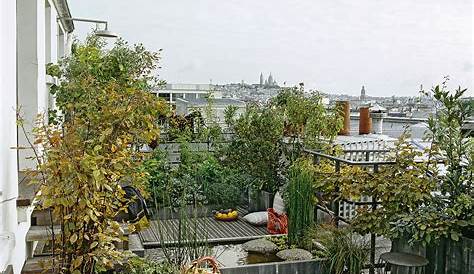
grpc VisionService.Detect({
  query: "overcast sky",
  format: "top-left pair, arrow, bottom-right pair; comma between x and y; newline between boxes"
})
69,0 -> 473,97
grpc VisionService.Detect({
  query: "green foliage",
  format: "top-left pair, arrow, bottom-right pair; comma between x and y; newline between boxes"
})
46,62 -> 61,77
303,225 -> 369,274
271,84 -> 343,151
265,235 -> 296,251
224,104 -> 285,192
141,149 -> 172,207
25,36 -> 168,273
165,91 -> 223,144
143,143 -> 243,210
287,158 -> 316,245
310,80 -> 473,246
223,85 -> 341,193
341,132 -> 437,237
224,105 -> 238,128
156,199 -> 211,267
122,257 -> 178,274
427,81 -> 472,197
391,81 -> 474,244
309,131 -> 437,241
179,145 -> 242,209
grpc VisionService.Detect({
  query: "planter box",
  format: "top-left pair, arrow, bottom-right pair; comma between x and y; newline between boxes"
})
220,259 -> 325,274
426,236 -> 474,274
248,190 -> 274,213
392,236 -> 474,274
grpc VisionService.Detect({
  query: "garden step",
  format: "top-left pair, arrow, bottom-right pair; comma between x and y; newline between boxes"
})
26,224 -> 129,243
17,172 -> 40,207
26,226 -> 60,242
128,234 -> 145,257
21,257 -> 53,274
31,209 -> 57,226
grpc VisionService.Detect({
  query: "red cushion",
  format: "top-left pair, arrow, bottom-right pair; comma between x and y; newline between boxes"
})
267,208 -> 288,234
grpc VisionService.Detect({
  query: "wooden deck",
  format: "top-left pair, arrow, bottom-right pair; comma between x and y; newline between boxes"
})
139,213 -> 270,247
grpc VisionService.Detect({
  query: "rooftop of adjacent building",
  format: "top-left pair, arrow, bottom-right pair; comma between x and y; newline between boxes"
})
158,83 -> 215,91
176,97 -> 246,106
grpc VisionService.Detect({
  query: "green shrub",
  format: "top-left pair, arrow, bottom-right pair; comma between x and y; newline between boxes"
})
303,225 -> 369,274
144,143 -> 244,210
122,257 -> 178,274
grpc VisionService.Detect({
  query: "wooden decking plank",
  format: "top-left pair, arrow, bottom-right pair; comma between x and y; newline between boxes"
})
208,218 -> 235,238
203,217 -> 229,239
139,226 -> 157,243
234,218 -> 265,236
230,220 -> 250,237
150,220 -> 167,243
233,220 -> 259,236
152,219 -> 170,244
139,214 -> 275,247
194,217 -> 216,240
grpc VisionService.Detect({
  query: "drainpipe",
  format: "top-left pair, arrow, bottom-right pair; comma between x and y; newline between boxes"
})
359,107 -> 372,135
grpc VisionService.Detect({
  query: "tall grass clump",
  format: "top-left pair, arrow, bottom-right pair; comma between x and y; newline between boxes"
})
303,224 -> 369,274
287,158 -> 315,245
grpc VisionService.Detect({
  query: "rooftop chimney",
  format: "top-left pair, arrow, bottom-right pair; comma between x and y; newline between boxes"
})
359,107 -> 372,135
337,101 -> 350,135
370,106 -> 387,134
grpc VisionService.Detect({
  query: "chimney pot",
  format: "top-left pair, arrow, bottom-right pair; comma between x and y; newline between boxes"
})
359,107 -> 372,135
337,101 -> 350,135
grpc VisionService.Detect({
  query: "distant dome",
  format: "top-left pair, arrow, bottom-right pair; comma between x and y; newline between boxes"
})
268,74 -> 274,85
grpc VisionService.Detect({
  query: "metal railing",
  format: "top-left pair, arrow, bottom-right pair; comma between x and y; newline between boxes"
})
303,148 -> 395,274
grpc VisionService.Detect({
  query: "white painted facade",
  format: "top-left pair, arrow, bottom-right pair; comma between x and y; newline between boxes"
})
0,1 -> 73,272
155,83 -> 223,105
0,0 -> 20,272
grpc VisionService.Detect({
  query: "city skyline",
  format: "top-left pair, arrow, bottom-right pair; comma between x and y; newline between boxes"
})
70,0 -> 473,97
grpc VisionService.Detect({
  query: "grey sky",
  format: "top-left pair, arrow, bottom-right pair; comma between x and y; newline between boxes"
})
69,0 -> 473,96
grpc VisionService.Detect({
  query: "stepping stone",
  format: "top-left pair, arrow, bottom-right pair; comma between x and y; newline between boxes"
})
276,248 -> 313,261
242,238 -> 278,254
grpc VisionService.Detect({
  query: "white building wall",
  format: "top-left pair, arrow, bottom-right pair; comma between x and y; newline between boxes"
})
0,0 -> 20,272
0,1 -> 72,272
17,0 -> 48,171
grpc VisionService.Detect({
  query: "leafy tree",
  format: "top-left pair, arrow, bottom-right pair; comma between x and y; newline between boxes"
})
311,81 -> 473,245
272,84 -> 343,151
224,104 -> 285,192
392,81 -> 473,243
310,131 -> 437,239
27,36 -> 168,273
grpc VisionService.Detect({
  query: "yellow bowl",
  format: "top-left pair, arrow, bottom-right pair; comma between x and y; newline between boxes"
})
214,210 -> 238,221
